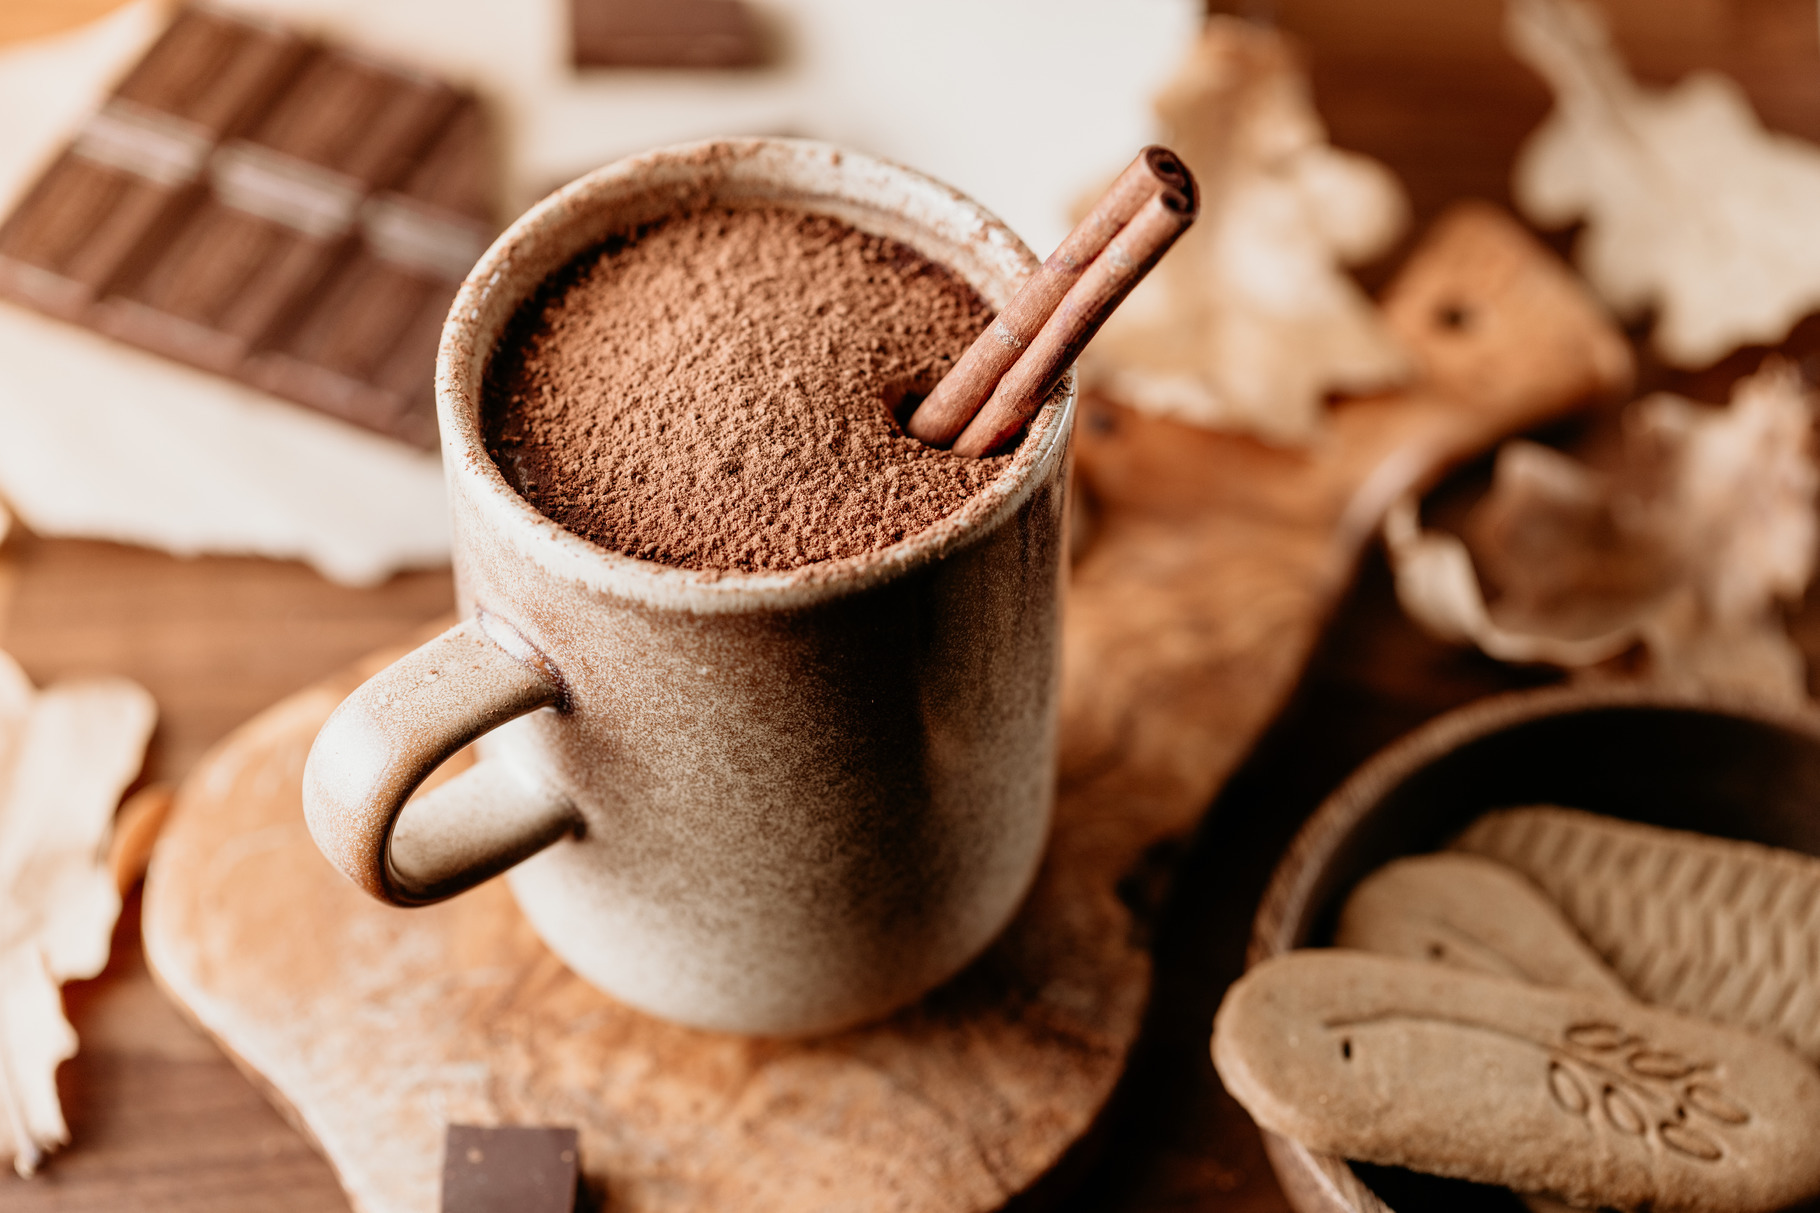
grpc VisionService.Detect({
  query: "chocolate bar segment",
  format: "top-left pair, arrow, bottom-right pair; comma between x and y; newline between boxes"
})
95,45 -> 459,375
441,1124 -> 580,1213
246,96 -> 495,446
0,7 -> 304,316
571,0 -> 764,68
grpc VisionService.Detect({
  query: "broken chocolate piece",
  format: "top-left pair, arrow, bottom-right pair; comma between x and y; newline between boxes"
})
442,1125 -> 580,1213
571,0 -> 763,69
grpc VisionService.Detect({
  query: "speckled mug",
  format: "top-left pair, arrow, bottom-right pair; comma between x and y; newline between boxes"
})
302,139 -> 1074,1036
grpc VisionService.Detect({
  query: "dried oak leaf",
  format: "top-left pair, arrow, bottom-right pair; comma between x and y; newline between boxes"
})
0,651 -> 154,1176
1509,0 -> 1820,367
1083,17 -> 1410,444
1386,361 -> 1818,700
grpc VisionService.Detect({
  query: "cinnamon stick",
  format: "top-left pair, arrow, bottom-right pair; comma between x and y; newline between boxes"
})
905,146 -> 1191,446
951,184 -> 1197,457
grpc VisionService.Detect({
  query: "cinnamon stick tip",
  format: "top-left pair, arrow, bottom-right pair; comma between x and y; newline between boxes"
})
1142,145 -> 1197,210
1160,184 -> 1199,220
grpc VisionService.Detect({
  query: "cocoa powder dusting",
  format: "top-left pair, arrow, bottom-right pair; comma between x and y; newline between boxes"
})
484,206 -> 1012,572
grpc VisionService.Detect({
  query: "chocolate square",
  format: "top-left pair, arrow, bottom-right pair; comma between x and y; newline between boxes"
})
571,0 -> 763,69
94,45 -> 459,374
442,1125 -> 580,1213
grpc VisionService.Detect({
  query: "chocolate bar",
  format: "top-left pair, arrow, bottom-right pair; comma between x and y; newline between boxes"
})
246,98 -> 495,447
0,6 -> 498,448
571,0 -> 763,68
0,7 -> 304,317
441,1125 -> 580,1213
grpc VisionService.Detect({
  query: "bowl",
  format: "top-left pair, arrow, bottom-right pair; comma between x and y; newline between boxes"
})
1246,681 -> 1820,1213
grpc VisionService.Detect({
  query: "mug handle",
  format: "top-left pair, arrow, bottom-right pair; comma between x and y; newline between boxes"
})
303,612 -> 581,907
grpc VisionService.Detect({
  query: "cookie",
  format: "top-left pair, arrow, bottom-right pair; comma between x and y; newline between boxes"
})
1335,853 -> 1631,999
1454,807 -> 1820,1061
1335,853 -> 1628,1213
1212,950 -> 1820,1213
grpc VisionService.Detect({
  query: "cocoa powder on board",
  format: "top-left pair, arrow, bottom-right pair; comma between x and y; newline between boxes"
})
483,205 -> 1012,572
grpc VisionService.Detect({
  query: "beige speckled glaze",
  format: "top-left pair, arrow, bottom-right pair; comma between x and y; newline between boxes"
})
303,139 -> 1075,1037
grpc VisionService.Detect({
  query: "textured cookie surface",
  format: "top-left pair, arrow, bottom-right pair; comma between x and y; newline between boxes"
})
1454,807 -> 1820,1061
1212,950 -> 1820,1213
1335,853 -> 1632,999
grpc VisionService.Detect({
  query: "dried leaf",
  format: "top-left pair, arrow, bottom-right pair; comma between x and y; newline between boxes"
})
1509,0 -> 1820,367
0,652 -> 155,1176
1635,371 -> 1819,623
1466,440 -> 1673,639
1386,361 -> 1818,700
1083,17 -> 1411,444
1385,493 -> 1640,667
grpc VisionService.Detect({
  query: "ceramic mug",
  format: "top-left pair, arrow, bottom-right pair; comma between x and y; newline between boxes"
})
302,139 -> 1075,1036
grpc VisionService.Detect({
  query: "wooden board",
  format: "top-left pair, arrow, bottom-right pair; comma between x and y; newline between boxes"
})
138,203 -> 1628,1213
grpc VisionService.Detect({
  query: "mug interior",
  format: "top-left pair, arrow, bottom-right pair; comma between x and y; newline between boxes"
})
435,138 -> 1076,613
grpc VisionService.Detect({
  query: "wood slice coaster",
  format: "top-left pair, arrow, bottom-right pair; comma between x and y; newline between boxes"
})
142,203 -> 1628,1213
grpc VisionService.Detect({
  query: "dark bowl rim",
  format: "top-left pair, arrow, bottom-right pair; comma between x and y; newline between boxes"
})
1249,679 -> 1820,968
1242,679 -> 1820,1213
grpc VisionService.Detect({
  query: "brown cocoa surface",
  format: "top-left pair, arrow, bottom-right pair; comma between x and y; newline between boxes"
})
483,205 -> 1010,572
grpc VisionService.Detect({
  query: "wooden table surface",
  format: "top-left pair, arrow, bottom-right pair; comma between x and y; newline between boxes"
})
4,0 -> 1820,1209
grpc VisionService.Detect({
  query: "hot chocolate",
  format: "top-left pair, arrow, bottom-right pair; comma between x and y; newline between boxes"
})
308,140 -> 1074,1037
482,205 -> 1011,572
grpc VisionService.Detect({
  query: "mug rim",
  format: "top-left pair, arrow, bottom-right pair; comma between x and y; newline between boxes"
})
435,137 -> 1076,614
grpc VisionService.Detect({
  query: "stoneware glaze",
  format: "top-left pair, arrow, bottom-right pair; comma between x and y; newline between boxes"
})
303,138 -> 1075,1037
1246,682 -> 1820,1213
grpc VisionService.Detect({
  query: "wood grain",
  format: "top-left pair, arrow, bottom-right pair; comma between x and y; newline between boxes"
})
133,203 -> 1626,1213
0,532 -> 453,785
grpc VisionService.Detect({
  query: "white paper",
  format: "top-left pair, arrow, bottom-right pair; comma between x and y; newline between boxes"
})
0,303 -> 450,586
